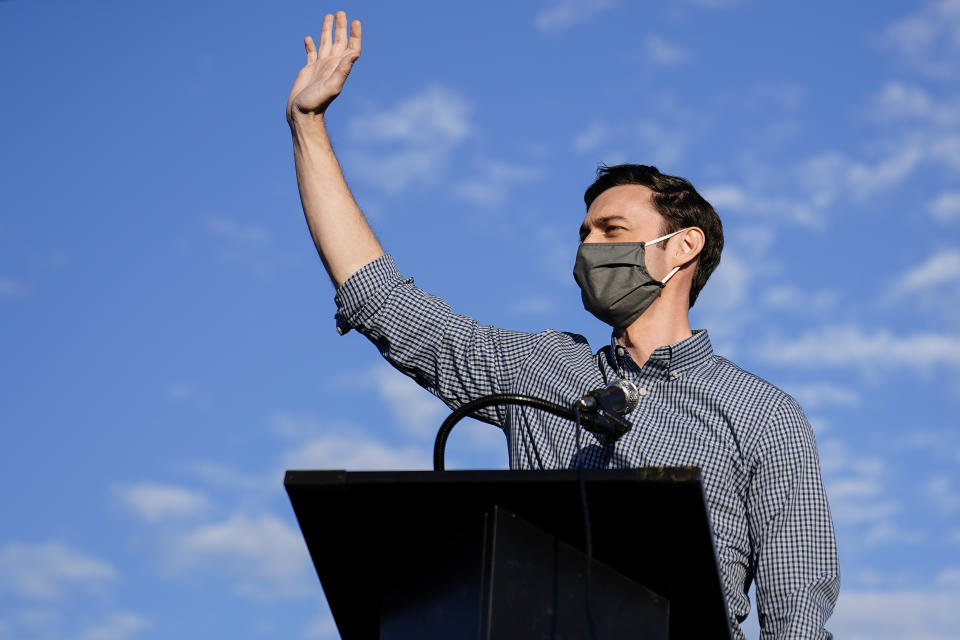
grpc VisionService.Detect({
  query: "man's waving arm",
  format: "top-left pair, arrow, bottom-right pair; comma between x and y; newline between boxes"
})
283,12 -> 544,426
286,11 -> 383,287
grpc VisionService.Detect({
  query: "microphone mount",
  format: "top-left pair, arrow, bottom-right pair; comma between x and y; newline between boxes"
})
433,392 -> 634,471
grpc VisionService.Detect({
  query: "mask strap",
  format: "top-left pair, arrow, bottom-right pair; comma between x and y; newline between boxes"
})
645,229 -> 684,285
643,229 -> 682,247
661,266 -> 681,285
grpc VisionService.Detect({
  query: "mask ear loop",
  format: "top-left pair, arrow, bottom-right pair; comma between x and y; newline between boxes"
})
660,265 -> 681,285
643,229 -> 684,285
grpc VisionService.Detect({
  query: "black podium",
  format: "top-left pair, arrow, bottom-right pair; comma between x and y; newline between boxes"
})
285,467 -> 732,639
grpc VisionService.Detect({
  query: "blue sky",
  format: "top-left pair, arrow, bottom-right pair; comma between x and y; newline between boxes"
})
1,0 -> 959,638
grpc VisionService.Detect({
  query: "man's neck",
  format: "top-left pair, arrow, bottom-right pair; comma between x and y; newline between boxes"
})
615,297 -> 693,369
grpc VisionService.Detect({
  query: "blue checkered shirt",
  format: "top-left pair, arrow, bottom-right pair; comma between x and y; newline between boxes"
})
334,255 -> 840,639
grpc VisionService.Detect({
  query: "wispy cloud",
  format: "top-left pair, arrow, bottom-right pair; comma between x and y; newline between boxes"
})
369,363 -> 448,438
783,382 -> 861,409
871,82 -> 960,126
115,483 -> 211,522
892,250 -> 960,293
453,158 -> 546,207
929,191 -> 960,221
346,86 -> 472,193
283,432 -> 430,471
349,86 -> 470,146
642,35 -> 692,65
883,0 -> 960,78
761,286 -> 839,314
171,513 -> 312,600
205,216 -> 270,247
0,542 -> 116,599
534,0 -> 618,33
571,106 -> 710,168
758,325 -> 960,372
78,612 -> 148,640
818,438 -> 921,548
830,585 -> 960,640
0,275 -> 28,296
204,215 -> 280,278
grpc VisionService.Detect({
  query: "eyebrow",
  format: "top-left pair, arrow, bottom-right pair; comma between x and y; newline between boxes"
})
579,215 -> 630,239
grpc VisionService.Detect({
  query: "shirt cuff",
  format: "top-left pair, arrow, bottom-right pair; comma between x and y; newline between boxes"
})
333,254 -> 406,335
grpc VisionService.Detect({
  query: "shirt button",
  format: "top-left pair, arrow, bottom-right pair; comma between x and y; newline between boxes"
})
670,372 -> 679,379
637,387 -> 648,397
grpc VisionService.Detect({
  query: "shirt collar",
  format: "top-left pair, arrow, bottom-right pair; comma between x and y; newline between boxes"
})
609,329 -> 714,377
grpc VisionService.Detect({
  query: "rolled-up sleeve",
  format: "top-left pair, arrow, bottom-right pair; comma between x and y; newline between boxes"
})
333,255 -> 541,426
747,396 -> 840,639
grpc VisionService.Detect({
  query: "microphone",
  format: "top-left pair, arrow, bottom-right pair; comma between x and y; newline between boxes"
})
575,379 -> 639,441
579,379 -> 639,415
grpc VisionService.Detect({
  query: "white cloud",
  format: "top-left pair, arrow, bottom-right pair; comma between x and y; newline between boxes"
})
758,325 -> 960,372
453,158 -> 545,207
926,474 -> 960,515
689,0 -> 744,7
302,613 -> 338,639
78,612 -> 148,640
283,432 -> 430,471
534,0 -> 618,33
205,216 -> 270,247
166,383 -> 199,400
830,586 -> 960,640
700,184 -> 747,209
761,285 -> 839,314
698,180 -> 822,226
173,513 -> 311,599
345,86 -> 472,193
513,295 -> 557,315
643,35 -> 692,65
845,146 -> 924,201
370,363 -> 448,438
187,460 -> 265,493
0,275 -> 28,296
348,86 -> 470,146
572,120 -> 609,153
817,438 -> 921,548
929,191 -> 960,221
0,542 -> 116,599
116,483 -> 211,522
783,382 -> 860,409
883,0 -> 960,78
892,249 -> 960,293
871,82 -> 960,126
204,215 -> 279,278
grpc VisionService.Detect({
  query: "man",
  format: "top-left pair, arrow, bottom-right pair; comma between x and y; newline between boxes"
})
286,12 -> 840,639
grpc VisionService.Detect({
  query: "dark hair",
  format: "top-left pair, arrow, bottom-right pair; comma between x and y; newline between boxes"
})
583,164 -> 723,308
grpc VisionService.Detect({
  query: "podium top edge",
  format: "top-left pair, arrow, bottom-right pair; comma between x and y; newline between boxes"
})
283,467 -> 702,488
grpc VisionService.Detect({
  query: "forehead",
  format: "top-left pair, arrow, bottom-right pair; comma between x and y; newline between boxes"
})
581,184 -> 661,227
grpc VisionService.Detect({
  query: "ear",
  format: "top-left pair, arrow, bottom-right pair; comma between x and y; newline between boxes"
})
672,227 -> 705,266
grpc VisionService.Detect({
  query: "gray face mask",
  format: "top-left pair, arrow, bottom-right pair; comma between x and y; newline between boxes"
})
573,230 -> 682,328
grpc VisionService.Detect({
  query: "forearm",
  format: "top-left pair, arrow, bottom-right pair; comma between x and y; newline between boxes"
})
290,114 -> 384,287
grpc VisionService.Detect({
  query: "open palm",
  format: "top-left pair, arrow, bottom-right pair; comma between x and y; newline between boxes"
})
286,11 -> 362,123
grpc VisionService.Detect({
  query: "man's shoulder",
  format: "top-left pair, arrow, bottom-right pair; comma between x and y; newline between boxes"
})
698,354 -> 804,421
702,354 -> 814,451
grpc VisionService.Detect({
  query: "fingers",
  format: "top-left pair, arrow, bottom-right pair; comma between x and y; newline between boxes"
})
333,11 -> 348,53
319,13 -> 333,54
348,19 -> 362,57
304,36 -> 317,64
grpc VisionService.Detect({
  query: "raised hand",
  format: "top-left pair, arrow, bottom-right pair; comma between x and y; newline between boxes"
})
286,11 -> 362,124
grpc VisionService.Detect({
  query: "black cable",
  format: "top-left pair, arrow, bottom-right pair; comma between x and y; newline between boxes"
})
574,405 -> 598,640
432,393 -> 629,471
433,394 -> 577,471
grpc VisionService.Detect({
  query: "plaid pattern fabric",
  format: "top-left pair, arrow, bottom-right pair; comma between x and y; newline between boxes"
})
335,255 -> 840,639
